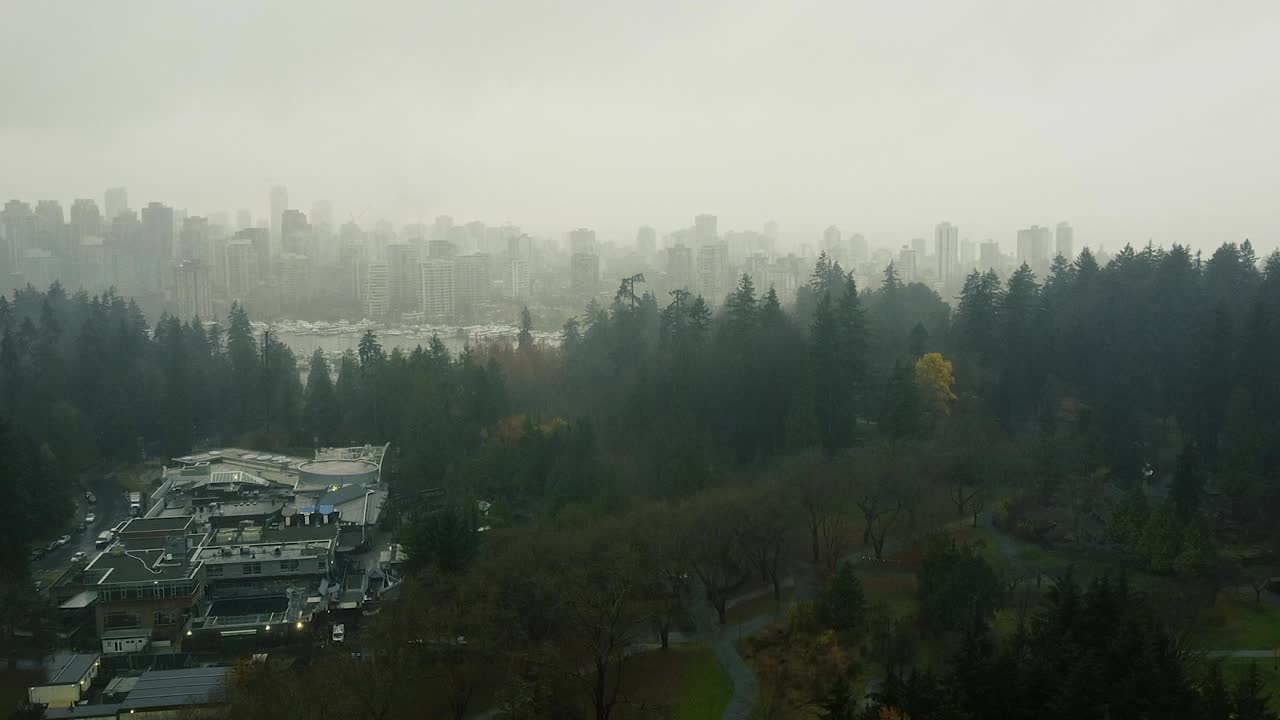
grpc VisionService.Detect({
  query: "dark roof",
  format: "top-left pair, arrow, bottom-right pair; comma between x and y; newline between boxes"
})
118,666 -> 230,710
88,549 -> 197,584
38,653 -> 98,685
120,516 -> 193,534
43,703 -> 121,719
101,627 -> 152,640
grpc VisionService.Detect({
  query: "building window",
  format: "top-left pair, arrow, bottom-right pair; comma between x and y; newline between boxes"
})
153,609 -> 177,626
243,562 -> 263,575
206,565 -> 223,577
316,559 -> 326,571
280,559 -> 299,572
104,612 -> 140,629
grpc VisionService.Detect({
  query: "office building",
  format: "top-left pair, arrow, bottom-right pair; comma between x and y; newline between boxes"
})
365,260 -> 389,316
850,233 -> 868,266
569,228 -> 597,255
140,202 -> 175,291
420,259 -> 455,323
70,199 -> 102,244
897,246 -> 919,283
694,214 -> 718,245
279,253 -> 313,307
105,187 -> 128,221
960,238 -> 975,268
172,260 -> 212,320
1,200 -> 35,274
225,240 -> 256,300
935,221 -> 960,291
269,185 -> 288,251
1055,222 -> 1074,261
1016,225 -> 1052,275
21,248 -> 61,289
385,242 -> 420,310
570,253 -> 600,294
432,215 -> 454,243
696,242 -> 728,303
428,239 -> 458,259
636,225 -> 657,256
34,200 -> 67,256
979,240 -> 1002,273
281,209 -> 311,257
179,216 -> 210,262
667,244 -> 693,291
911,237 -> 927,259
823,225 -> 845,265
504,257 -> 531,301
454,253 -> 491,307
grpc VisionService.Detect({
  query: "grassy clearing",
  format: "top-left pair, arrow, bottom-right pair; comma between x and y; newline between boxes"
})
617,646 -> 732,720
1198,590 -> 1280,650
860,565 -> 918,620
1222,657 -> 1280,711
113,460 -> 163,493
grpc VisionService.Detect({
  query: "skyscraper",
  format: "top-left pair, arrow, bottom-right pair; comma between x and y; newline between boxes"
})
269,185 -> 288,252
694,214 -> 718,246
104,187 -> 128,222
1016,225 -> 1052,275
365,260 -> 389,317
179,216 -> 209,262
385,242 -> 420,310
696,242 -> 728,303
1055,222 -> 1074,261
935,221 -> 960,291
281,209 -> 311,256
420,259 -> 455,323
1,200 -> 35,273
850,234 -> 868,267
667,245 -> 693,291
979,240 -> 1002,273
570,252 -> 600,294
636,226 -> 657,256
504,257 -> 531,301
140,202 -> 175,292
34,200 -> 67,256
70,199 -> 102,243
454,254 -> 492,309
224,240 -> 256,301
569,228 -> 597,255
897,246 -> 919,284
822,225 -> 845,265
172,260 -> 211,320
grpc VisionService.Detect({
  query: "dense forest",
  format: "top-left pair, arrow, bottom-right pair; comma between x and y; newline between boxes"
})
4,239 -> 1280,719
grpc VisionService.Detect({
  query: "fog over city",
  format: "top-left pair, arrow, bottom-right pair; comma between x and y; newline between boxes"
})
3,0 -> 1279,252
9,4 -> 1280,720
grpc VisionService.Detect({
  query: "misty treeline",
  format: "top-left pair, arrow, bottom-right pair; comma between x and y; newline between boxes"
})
5,239 -> 1280,719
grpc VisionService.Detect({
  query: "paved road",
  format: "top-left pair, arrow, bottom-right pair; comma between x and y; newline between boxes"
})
31,474 -> 127,589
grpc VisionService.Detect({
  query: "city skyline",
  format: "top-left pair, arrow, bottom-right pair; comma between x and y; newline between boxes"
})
1,1 -> 1278,255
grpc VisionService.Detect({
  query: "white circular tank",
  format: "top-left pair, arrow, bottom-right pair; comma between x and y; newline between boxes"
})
297,459 -> 379,486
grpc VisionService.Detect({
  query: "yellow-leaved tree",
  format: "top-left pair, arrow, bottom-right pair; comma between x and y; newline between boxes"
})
914,352 -> 957,417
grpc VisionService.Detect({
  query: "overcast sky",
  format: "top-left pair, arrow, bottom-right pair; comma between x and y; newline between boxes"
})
2,0 -> 1278,253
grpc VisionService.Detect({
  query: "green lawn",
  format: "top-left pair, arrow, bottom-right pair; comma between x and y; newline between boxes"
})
1198,590 -> 1280,650
860,565 -> 918,620
618,646 -> 732,720
1222,657 -> 1280,711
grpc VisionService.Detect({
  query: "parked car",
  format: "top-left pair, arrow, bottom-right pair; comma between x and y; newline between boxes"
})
331,624 -> 345,643
71,551 -> 87,564
56,534 -> 71,546
85,491 -> 96,504
28,548 -> 43,561
84,513 -> 96,524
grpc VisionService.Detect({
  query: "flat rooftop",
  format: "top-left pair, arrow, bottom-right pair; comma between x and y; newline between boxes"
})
118,666 -> 230,711
120,516 -> 194,534
86,549 -> 199,584
36,653 -> 99,686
